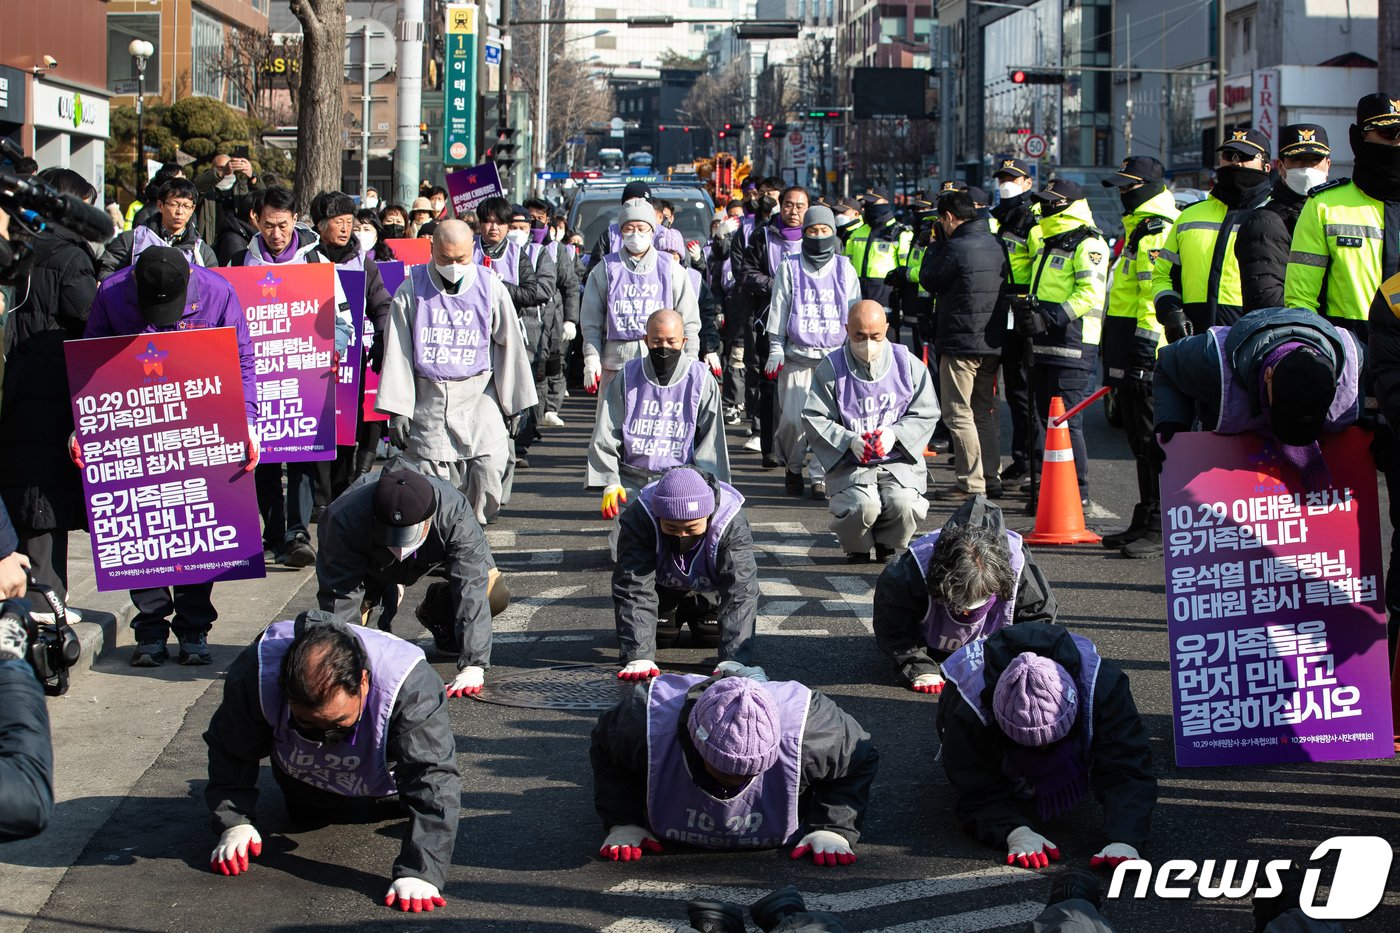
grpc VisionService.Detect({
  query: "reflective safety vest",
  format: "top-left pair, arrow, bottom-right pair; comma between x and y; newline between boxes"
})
1028,201 -> 1108,370
844,222 -> 914,282
904,241 -> 930,298
1284,179 -> 1386,339
1103,189 -> 1179,382
1150,194 -> 1258,332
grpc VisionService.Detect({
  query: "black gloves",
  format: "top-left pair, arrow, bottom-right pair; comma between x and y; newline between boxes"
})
1156,294 -> 1192,344
1147,421 -> 1189,473
1012,295 -> 1046,337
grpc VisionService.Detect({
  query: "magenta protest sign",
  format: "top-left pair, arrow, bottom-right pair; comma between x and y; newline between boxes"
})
1161,428 -> 1393,766
362,260 -> 407,423
335,269 -> 366,444
216,264 -> 336,462
446,162 -> 503,217
64,329 -> 265,592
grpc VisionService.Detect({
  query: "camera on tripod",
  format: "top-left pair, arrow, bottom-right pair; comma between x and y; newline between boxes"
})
0,577 -> 81,696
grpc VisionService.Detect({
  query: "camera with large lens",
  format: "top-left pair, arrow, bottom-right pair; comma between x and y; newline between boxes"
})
1,577 -> 82,696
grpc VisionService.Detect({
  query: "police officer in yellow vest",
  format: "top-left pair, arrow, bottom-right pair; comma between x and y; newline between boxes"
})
1285,92 -> 1400,654
1099,157 -> 1179,559
1010,179 -> 1109,504
844,194 -> 914,332
892,197 -> 939,357
1152,128 -> 1274,342
990,159 -> 1039,488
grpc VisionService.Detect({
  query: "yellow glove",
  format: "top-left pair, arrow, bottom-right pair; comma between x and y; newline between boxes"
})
601,484 -> 627,519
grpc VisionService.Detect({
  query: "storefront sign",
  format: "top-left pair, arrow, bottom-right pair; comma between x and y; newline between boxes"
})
31,81 -> 110,137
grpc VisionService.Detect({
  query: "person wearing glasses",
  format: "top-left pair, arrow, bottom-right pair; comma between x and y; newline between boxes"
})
203,610 -> 461,912
98,177 -> 217,277
1151,128 -> 1274,343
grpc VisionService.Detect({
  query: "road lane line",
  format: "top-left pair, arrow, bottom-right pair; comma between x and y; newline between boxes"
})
606,879 -> 772,903
599,919 -> 673,933
810,865 -> 1041,911
493,584 -> 589,632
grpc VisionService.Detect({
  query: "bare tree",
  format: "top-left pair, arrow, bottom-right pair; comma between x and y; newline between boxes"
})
511,4 -> 615,168
289,0 -> 346,212
683,61 -> 749,143
208,28 -> 303,128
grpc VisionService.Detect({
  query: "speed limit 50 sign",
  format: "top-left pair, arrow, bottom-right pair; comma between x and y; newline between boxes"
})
1023,134 -> 1047,159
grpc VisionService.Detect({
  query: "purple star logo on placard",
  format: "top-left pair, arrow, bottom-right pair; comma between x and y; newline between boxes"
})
259,272 -> 282,298
135,340 -> 169,377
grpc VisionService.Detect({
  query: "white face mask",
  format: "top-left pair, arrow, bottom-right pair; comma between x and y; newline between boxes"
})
549,227 -> 563,242
1284,166 -> 1328,197
363,196 -> 379,211
435,262 -> 468,284
997,181 -> 1023,200
835,213 -> 857,228
850,338 -> 884,364
387,523 -> 429,562
505,229 -> 531,247
215,174 -> 237,191
355,229 -> 377,252
622,231 -> 653,255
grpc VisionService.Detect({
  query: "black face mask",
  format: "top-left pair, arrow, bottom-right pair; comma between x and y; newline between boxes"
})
1039,198 -> 1070,218
649,345 -> 682,381
758,195 -> 778,216
863,203 -> 894,227
291,712 -> 360,746
382,223 -> 405,239
1119,182 -> 1165,215
1212,165 -> 1272,207
802,233 -> 837,265
1351,127 -> 1400,200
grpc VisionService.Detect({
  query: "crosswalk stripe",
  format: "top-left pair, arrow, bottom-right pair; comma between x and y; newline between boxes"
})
598,919 -> 671,933
869,900 -> 1045,932
810,866 -> 1040,911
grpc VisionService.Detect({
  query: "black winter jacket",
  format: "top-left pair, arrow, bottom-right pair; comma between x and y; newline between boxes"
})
590,672 -> 879,844
1235,179 -> 1310,312
0,227 -> 96,531
936,622 -> 1157,850
0,655 -> 53,841
98,217 -> 217,280
738,219 -> 801,331
919,218 -> 1009,357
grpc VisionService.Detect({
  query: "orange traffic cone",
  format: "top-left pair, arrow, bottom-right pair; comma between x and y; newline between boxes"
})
922,346 -> 938,459
1025,396 -> 1101,545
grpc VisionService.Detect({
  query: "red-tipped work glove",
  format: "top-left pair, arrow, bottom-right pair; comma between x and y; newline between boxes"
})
601,484 -> 628,519
600,825 -> 664,861
764,349 -> 784,380
445,665 -> 484,698
911,673 -> 944,694
210,825 -> 262,876
1007,826 -> 1060,869
1090,843 -> 1141,869
584,356 -> 602,395
384,877 -> 446,912
618,659 -> 660,681
244,424 -> 260,473
706,352 -> 723,378
790,830 -> 856,866
68,432 -> 83,470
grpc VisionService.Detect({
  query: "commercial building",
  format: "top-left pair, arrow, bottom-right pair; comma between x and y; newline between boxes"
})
107,0 -> 270,107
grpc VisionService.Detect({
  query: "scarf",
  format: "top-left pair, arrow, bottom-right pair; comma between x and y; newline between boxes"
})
257,230 -> 300,263
1002,728 -> 1092,822
777,222 -> 804,241
1259,341 -> 1331,492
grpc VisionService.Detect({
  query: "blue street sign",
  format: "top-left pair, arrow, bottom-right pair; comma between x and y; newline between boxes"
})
484,43 -> 502,66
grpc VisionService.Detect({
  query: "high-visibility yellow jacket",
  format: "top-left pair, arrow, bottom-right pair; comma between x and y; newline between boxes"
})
1028,199 -> 1109,370
1150,193 -> 1257,332
1104,188 -> 1179,382
1284,178 -> 1384,341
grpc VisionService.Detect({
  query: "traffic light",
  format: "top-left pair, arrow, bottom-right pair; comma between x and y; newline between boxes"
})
491,123 -> 520,173
1010,69 -> 1064,85
763,122 -> 774,139
807,109 -> 842,120
718,121 -> 733,139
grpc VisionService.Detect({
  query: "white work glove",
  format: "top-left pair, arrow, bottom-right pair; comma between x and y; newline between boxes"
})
618,658 -> 660,681
713,660 -> 769,681
764,348 -> 785,378
563,321 -> 578,343
1090,842 -> 1141,869
911,672 -> 944,694
584,355 -> 602,395
384,876 -> 446,912
849,434 -> 874,463
790,830 -> 855,866
705,351 -> 723,378
445,665 -> 484,698
874,426 -> 896,459
210,824 -> 262,876
599,824 -> 663,861
1006,826 -> 1060,869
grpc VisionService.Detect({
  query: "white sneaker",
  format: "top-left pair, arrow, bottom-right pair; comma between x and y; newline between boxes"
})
743,435 -> 762,452
541,411 -> 565,427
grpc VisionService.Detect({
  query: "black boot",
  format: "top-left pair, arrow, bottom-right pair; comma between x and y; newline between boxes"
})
751,885 -> 805,932
785,470 -> 804,495
1102,503 -> 1149,549
685,899 -> 746,933
1120,504 -> 1162,559
1048,867 -> 1104,911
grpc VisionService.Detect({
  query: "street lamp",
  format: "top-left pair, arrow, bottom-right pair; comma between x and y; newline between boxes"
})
128,39 -> 154,192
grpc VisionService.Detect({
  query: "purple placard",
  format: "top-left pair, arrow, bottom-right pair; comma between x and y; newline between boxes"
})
64,329 -> 265,592
446,161 -> 503,217
335,269 -> 366,444
362,260 -> 407,423
1161,427 -> 1394,767
216,264 -> 336,463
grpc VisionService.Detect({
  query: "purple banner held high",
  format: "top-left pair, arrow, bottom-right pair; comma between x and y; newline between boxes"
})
216,264 -> 337,463
1161,428 -> 1394,767
362,261 -> 407,424
64,329 -> 265,592
446,161 -> 503,217
335,270 -> 366,444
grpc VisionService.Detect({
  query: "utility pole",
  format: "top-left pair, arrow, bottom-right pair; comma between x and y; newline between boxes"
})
1215,0 -> 1226,150
359,22 -> 372,199
534,0 -> 550,194
394,0 -> 424,207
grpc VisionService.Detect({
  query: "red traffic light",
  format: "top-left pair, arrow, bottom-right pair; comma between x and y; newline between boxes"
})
1012,70 -> 1027,84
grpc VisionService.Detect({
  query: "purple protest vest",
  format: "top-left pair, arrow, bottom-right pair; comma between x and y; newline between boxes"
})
941,634 -> 1101,743
476,239 -> 522,285
1211,327 -> 1361,435
132,224 -> 207,267
766,232 -> 802,276
909,529 -> 1025,656
721,257 -> 736,292
645,673 -> 810,849
604,251 -> 673,341
620,356 -> 706,474
831,343 -> 916,465
686,266 -> 703,299
335,249 -> 366,272
244,231 -> 319,266
409,264 -> 492,381
786,255 -> 855,351
256,620 -> 425,798
608,223 -> 622,254
640,481 -> 745,593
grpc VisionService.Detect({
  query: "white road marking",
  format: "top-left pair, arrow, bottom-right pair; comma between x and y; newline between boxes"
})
754,536 -> 819,566
494,549 -> 565,567
491,633 -> 593,644
757,599 -> 812,633
809,866 -> 1041,911
869,900 -> 1045,933
493,584 -> 589,633
1083,501 -> 1121,521
599,921 -> 673,933
759,577 -> 804,597
606,879 -> 770,903
822,574 -> 875,629
485,529 -> 517,549
750,521 -> 810,533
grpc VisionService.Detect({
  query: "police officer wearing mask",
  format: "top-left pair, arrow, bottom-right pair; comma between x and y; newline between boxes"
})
843,195 -> 913,317
1153,128 -> 1274,341
1236,124 -> 1332,311
990,159 -> 1040,490
832,197 -> 864,244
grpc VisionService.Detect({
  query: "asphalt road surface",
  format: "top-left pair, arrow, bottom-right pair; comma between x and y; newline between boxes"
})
11,394 -> 1400,932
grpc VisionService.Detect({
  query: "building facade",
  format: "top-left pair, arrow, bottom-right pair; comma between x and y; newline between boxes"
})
107,0 -> 270,107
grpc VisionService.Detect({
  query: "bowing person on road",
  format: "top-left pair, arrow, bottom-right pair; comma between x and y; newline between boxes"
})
203,612 -> 460,912
802,300 -> 940,563
873,496 -> 1057,694
937,622 -> 1156,872
590,668 -> 878,865
612,467 -> 757,681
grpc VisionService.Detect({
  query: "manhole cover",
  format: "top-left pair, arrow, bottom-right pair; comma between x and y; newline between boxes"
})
473,664 -> 630,710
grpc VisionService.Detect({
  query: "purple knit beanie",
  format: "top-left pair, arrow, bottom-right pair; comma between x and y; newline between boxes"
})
687,677 -> 782,776
992,652 -> 1079,747
651,468 -> 715,521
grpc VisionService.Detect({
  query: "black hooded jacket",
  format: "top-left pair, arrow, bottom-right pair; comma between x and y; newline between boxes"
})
1235,178 -> 1312,312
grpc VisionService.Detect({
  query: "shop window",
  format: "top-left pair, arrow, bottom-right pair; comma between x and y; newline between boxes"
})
107,13 -> 161,94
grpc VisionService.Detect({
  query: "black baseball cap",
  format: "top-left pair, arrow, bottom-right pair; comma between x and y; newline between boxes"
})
1103,155 -> 1165,188
133,246 -> 191,327
1357,93 -> 1400,130
621,181 -> 653,202
993,158 -> 1032,180
1032,178 -> 1085,205
372,470 -> 437,548
1218,127 -> 1272,160
938,179 -> 969,194
508,203 -> 531,224
1277,124 -> 1330,157
1269,349 -> 1336,447
967,186 -> 990,207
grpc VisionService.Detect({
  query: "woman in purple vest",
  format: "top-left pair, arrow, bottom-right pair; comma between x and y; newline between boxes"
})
97,177 -> 216,280
204,612 -> 461,912
612,467 -> 756,680
874,496 -> 1057,693
591,669 -> 878,865
937,622 -> 1157,873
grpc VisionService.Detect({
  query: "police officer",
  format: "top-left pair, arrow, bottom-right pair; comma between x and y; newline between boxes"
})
1236,124 -> 1333,312
843,194 -> 913,320
889,197 -> 939,356
1012,179 -> 1109,503
590,668 -> 878,865
1099,157 -> 1179,557
990,159 -> 1039,489
612,467 -> 757,680
1153,128 -> 1274,341
203,612 -> 461,912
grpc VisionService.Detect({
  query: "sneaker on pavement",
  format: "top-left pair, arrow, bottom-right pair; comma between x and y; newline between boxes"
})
761,453 -> 782,469
936,486 -> 977,502
131,641 -> 169,667
810,481 -> 827,500
874,544 -> 897,563
723,406 -> 743,425
281,534 -> 316,569
743,434 -> 762,453
515,454 -> 531,468
541,411 -> 566,427
177,634 -> 212,666
1000,463 -> 1031,487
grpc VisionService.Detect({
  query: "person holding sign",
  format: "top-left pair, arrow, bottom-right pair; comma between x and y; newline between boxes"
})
590,668 -> 878,865
937,621 -> 1157,871
580,199 -> 700,396
98,177 -> 217,278
801,300 -> 940,563
873,496 -> 1057,694
376,219 -> 537,526
764,205 -> 859,500
611,467 -> 756,680
82,247 -> 257,667
586,308 -> 729,524
203,612 -> 460,911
